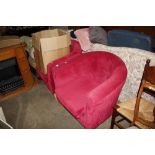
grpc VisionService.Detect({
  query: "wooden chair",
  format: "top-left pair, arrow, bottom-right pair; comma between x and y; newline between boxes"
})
111,59 -> 155,129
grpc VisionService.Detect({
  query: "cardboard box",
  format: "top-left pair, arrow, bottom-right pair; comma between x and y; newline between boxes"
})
32,29 -> 71,74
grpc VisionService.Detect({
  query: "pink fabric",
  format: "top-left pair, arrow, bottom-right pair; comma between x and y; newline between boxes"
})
37,40 -> 127,128
74,28 -> 92,51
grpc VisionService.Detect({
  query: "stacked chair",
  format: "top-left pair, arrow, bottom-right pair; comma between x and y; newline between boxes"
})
111,59 -> 155,129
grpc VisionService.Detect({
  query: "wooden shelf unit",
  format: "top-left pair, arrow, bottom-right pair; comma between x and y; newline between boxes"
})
0,43 -> 37,101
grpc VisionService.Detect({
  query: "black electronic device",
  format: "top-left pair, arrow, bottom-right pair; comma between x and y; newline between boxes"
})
0,76 -> 24,94
0,57 -> 24,95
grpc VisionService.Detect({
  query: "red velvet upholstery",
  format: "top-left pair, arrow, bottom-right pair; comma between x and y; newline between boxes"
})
37,40 -> 127,128
52,52 -> 127,128
36,40 -> 82,93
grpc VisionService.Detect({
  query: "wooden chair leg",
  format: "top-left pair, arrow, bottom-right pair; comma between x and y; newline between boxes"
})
110,108 -> 118,129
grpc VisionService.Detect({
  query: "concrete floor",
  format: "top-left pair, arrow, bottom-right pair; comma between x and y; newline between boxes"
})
0,81 -> 113,129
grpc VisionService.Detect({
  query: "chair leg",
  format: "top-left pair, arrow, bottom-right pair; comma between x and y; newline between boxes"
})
110,108 -> 118,129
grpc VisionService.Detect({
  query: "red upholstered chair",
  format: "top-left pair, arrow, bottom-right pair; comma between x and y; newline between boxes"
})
37,40 -> 127,128
51,51 -> 127,128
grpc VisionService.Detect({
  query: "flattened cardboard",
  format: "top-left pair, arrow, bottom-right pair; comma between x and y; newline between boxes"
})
42,46 -> 70,73
40,34 -> 70,52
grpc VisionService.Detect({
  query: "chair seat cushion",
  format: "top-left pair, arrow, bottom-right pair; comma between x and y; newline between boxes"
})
118,98 -> 155,122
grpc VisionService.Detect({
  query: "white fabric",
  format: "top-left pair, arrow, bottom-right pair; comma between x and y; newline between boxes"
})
0,107 -> 13,129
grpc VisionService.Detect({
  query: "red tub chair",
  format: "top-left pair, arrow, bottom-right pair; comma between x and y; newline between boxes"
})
51,51 -> 127,128
37,40 -> 127,128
